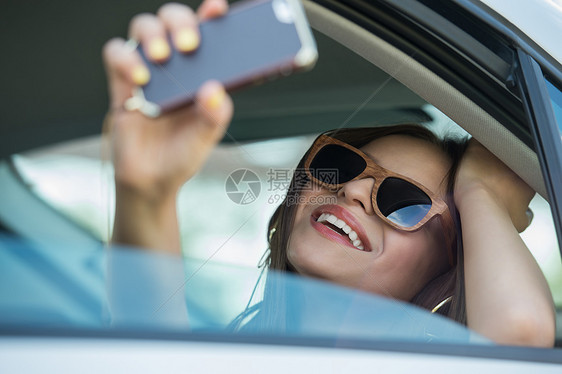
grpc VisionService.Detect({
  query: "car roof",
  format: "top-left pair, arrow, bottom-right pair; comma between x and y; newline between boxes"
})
0,0 -> 426,158
0,0 -> 546,154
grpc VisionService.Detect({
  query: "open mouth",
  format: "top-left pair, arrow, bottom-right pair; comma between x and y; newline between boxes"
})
313,212 -> 367,251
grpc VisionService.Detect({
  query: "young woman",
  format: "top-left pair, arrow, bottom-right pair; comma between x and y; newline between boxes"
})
103,0 -> 555,346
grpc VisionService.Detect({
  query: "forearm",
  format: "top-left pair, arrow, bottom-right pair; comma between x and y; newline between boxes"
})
457,187 -> 555,346
112,183 -> 182,255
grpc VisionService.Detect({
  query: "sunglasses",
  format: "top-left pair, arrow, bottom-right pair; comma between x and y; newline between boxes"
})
304,134 -> 455,265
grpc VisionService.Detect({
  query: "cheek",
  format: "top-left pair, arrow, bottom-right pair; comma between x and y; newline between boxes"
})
406,228 -> 447,278
286,211 -> 307,270
285,187 -> 349,278
287,208 -> 331,275
285,189 -> 318,272
371,228 -> 447,300
285,214 -> 328,278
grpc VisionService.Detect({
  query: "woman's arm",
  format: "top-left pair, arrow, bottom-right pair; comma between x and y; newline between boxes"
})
454,140 -> 556,347
103,0 -> 233,254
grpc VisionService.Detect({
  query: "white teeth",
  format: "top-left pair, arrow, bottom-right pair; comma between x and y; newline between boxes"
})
334,219 -> 345,229
316,213 -> 365,250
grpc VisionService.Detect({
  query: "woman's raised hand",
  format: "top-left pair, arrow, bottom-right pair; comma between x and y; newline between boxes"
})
105,0 -> 233,252
454,139 -> 535,233
102,0 -> 233,201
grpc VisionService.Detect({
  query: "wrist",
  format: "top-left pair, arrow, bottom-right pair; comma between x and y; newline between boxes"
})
115,178 -> 180,208
454,182 -> 504,214
112,183 -> 181,253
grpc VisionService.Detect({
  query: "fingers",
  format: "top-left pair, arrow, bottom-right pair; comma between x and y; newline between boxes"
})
102,38 -> 150,107
195,80 -> 234,140
197,0 -> 229,21
158,3 -> 200,53
129,13 -> 171,62
105,2 -> 231,114
129,0 -> 228,61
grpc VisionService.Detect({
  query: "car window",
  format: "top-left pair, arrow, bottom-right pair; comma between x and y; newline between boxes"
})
10,104 -> 562,317
546,79 -> 562,134
2,2 -> 562,351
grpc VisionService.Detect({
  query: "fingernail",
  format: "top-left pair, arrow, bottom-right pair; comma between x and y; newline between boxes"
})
176,28 -> 200,52
131,65 -> 150,85
205,85 -> 226,110
148,37 -> 170,60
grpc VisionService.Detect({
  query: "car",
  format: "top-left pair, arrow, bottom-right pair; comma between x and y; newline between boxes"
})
1,0 -> 562,371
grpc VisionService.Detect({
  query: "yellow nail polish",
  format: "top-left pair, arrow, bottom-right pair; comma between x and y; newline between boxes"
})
148,38 -> 170,60
176,28 -> 200,52
132,65 -> 150,85
206,87 -> 226,110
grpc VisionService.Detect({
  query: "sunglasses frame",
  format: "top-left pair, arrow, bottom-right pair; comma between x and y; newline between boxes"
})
304,134 -> 456,265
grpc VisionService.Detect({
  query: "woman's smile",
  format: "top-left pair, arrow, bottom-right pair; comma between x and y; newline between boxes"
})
310,204 -> 373,252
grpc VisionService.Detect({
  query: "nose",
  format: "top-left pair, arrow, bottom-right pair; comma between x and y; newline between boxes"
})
337,177 -> 376,215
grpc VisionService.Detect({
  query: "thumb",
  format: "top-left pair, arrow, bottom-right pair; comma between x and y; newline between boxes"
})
194,80 -> 234,143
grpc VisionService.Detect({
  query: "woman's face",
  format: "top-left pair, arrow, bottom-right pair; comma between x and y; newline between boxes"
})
287,134 -> 453,301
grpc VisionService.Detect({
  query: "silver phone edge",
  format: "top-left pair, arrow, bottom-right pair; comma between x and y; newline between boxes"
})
289,0 -> 319,68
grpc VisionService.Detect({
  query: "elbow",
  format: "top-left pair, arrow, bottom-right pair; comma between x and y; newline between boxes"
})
494,307 -> 556,347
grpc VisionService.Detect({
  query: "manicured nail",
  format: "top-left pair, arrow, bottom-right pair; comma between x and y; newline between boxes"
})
175,28 -> 200,52
131,65 -> 150,85
148,37 -> 170,60
205,85 -> 226,110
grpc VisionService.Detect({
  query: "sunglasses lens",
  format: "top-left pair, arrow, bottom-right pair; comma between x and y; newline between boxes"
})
377,177 -> 432,228
309,144 -> 366,184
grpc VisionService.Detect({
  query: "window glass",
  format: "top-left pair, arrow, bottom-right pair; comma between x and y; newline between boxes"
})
546,78 -> 562,134
521,194 -> 562,308
3,24 -> 562,347
12,106 -> 562,313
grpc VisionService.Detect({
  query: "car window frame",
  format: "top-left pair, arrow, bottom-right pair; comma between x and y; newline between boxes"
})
516,50 -> 562,261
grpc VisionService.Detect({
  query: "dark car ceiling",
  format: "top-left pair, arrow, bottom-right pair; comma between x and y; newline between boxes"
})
1,0 -> 429,158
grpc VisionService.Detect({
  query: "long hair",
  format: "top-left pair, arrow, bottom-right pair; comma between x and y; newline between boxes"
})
261,124 -> 469,325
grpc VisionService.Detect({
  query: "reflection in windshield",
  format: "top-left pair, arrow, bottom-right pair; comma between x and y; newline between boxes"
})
0,235 -> 488,344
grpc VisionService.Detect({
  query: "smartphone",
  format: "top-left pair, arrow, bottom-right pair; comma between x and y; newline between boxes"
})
126,0 -> 318,117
